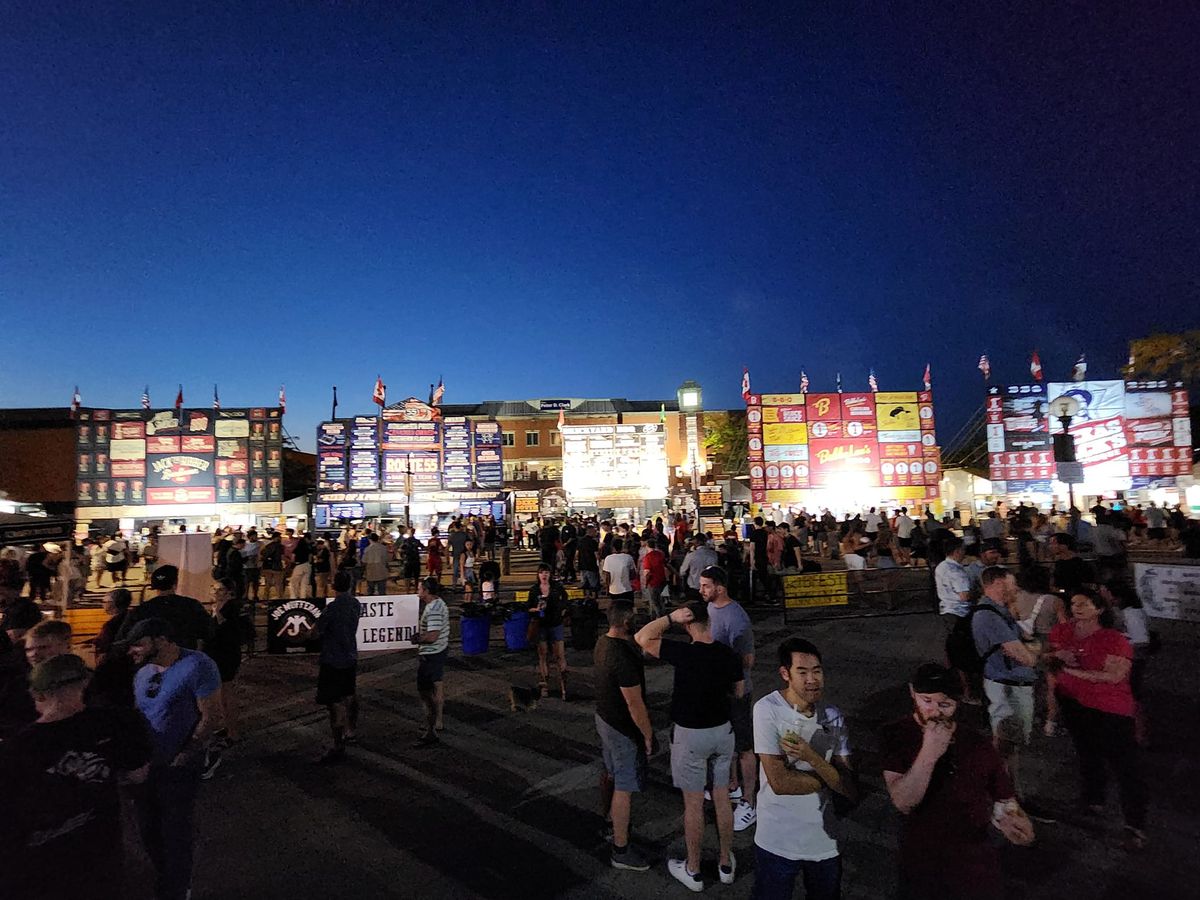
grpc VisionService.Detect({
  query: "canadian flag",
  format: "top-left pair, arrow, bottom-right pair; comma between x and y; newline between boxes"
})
741,367 -> 751,403
1030,351 -> 1043,382
373,376 -> 386,407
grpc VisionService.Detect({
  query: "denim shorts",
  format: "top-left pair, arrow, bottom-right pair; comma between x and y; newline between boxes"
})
596,714 -> 646,792
581,571 -> 600,591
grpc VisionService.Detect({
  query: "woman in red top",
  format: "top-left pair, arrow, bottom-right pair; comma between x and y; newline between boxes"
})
1047,588 -> 1147,849
426,527 -> 444,582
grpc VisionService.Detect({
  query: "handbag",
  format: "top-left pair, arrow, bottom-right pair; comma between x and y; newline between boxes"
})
526,614 -> 542,643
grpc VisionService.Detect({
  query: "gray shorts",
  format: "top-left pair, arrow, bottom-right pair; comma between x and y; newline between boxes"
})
670,722 -> 734,792
596,714 -> 646,792
984,680 -> 1035,745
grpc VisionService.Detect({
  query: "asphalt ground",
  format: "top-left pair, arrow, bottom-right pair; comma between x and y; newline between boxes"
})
105,578 -> 1200,900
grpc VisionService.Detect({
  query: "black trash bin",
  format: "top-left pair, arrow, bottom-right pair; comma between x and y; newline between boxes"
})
569,598 -> 600,651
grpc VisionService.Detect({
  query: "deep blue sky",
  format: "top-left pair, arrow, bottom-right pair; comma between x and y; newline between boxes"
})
2,3 -> 1197,451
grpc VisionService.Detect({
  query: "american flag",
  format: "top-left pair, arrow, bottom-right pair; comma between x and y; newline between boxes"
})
213,384 -> 220,411
978,354 -> 991,380
836,372 -> 843,394
1071,354 -> 1087,382
141,386 -> 150,409
431,377 -> 445,406
800,370 -> 809,393
868,369 -> 879,392
70,386 -> 81,418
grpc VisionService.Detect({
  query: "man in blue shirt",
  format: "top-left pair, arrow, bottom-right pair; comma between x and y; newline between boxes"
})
128,618 -> 222,900
316,570 -> 361,763
971,566 -> 1052,823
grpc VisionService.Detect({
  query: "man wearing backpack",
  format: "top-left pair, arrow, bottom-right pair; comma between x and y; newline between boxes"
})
971,566 -> 1054,823
935,537 -> 978,704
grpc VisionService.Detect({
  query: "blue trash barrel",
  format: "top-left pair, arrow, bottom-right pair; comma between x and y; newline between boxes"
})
460,616 -> 490,656
503,611 -> 530,651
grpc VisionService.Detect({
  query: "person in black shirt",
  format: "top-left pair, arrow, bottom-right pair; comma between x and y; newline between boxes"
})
539,518 -> 561,571
594,600 -> 653,872
636,602 -> 743,891
116,565 -> 214,651
577,525 -> 602,599
0,654 -> 151,900
747,517 -> 772,603
560,520 -> 579,583
1050,533 -> 1095,598
526,564 -> 570,699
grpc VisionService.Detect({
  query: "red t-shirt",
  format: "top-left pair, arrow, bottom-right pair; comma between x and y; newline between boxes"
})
880,717 -> 1012,900
1048,624 -> 1134,717
641,549 -> 667,589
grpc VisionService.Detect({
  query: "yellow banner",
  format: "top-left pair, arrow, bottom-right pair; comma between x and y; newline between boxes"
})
761,393 -> 805,406
876,402 -> 920,431
783,572 -> 850,608
514,497 -> 539,513
875,391 -> 918,404
764,490 -> 806,504
885,486 -> 929,500
763,423 -> 808,445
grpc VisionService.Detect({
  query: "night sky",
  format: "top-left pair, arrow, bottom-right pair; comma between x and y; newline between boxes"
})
3,4 -> 1197,451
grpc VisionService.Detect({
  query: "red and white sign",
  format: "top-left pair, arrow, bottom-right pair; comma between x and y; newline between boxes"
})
147,487 -> 217,505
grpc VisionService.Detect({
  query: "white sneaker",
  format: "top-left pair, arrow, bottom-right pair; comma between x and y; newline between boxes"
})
703,789 -> 712,801
668,858 -> 704,892
719,850 -> 737,885
733,801 -> 757,832
729,786 -> 743,802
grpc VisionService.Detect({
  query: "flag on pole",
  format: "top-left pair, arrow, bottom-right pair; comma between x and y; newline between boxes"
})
922,363 -> 932,392
213,384 -> 220,411
373,376 -> 386,407
1030,351 -> 1043,382
1071,354 -> 1087,382
836,373 -> 843,394
278,384 -> 287,413
978,354 -> 991,381
174,385 -> 184,411
331,386 -> 338,420
431,377 -> 445,406
868,369 -> 879,392
141,386 -> 150,410
659,402 -> 666,424
740,367 -> 751,403
557,408 -> 565,430
70,386 -> 81,418
800,369 -> 809,393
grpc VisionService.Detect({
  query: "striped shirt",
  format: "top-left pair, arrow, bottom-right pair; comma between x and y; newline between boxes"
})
419,597 -> 450,655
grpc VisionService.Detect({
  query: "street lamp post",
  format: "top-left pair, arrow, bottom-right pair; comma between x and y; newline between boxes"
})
677,380 -> 704,526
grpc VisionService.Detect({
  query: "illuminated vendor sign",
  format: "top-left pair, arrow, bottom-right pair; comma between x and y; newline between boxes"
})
76,406 -> 283,509
746,387 -> 940,504
561,423 -> 668,503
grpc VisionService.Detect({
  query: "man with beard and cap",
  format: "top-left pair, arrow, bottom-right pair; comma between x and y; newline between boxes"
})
881,663 -> 1034,900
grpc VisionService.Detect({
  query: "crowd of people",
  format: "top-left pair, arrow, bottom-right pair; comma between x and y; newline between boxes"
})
0,497 -> 1187,898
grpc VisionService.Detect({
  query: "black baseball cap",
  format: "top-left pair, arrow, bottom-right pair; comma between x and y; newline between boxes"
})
150,565 -> 179,589
910,662 -> 961,698
123,618 -> 176,643
30,654 -> 91,692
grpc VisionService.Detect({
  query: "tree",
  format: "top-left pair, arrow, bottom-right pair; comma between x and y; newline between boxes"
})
1126,330 -> 1200,381
703,410 -> 748,478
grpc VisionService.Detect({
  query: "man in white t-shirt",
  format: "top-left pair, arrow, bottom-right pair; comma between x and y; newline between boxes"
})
602,539 -> 637,600
752,637 -> 855,900
863,508 -> 882,537
893,507 -> 916,565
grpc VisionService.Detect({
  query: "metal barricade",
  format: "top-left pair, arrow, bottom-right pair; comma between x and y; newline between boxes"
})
781,567 -> 936,623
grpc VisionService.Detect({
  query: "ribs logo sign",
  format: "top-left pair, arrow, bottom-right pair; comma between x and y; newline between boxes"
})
151,455 -> 212,484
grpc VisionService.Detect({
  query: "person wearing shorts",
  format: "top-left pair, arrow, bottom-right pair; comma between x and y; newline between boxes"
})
314,571 -> 360,764
971,566 -> 1052,822
415,577 -> 449,746
527,564 -> 570,699
594,600 -> 653,871
636,602 -> 744,891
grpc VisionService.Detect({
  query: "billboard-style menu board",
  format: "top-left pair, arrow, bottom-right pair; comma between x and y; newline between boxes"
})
987,380 -> 1191,495
315,400 -> 504,497
77,407 -> 283,507
746,390 -> 940,504
561,423 -> 668,503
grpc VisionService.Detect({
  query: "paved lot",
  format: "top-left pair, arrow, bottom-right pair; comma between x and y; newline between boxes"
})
109,595 -> 1200,900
